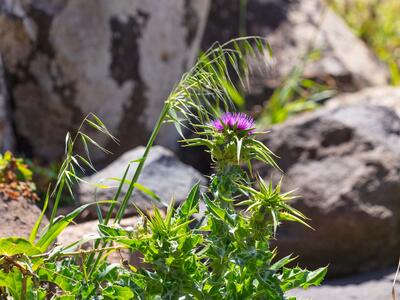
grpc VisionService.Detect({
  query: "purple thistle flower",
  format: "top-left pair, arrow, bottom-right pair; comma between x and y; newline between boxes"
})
211,112 -> 255,134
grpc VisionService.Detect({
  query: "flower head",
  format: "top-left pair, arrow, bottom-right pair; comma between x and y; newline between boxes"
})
211,112 -> 255,134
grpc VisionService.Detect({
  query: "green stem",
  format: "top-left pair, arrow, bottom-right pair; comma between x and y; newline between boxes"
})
104,164 -> 130,225
86,165 -> 130,276
114,103 -> 170,223
31,246 -> 126,259
49,178 -> 65,226
86,102 -> 170,276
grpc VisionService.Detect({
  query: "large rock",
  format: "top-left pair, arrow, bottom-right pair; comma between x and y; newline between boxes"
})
256,104 -> 400,275
0,0 -> 209,162
203,0 -> 389,103
0,55 -> 14,152
79,145 -> 205,218
0,195 -> 47,238
327,86 -> 400,116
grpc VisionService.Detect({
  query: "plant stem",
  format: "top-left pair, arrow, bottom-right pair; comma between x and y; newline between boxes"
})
49,177 -> 65,226
21,276 -> 26,300
104,165 -> 130,225
85,164 -> 130,274
114,103 -> 170,223
86,102 -> 170,276
31,246 -> 126,259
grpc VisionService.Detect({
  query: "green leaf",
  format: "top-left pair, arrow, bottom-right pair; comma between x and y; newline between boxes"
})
102,285 -> 134,299
98,224 -> 131,238
236,137 -> 243,164
304,266 -> 328,287
80,133 -> 112,154
270,255 -> 296,271
203,195 -> 233,225
97,263 -> 120,280
179,183 -> 200,218
0,269 -> 23,300
30,186 -> 50,243
134,183 -> 162,203
280,266 -> 328,291
0,237 -> 41,256
107,178 -> 162,203
37,261 -> 83,293
279,212 -> 314,230
36,201 -> 113,251
169,108 -> 185,139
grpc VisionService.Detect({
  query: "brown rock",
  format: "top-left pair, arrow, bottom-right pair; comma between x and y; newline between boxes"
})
0,195 -> 47,239
57,218 -> 139,264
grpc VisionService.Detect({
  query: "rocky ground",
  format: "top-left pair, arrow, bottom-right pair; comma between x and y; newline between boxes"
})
291,268 -> 399,300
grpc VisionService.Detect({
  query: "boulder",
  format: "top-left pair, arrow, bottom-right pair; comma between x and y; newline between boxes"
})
0,55 -> 14,152
202,0 -> 389,103
78,145 -> 205,218
327,86 -> 400,116
0,0 -> 210,163
0,195 -> 47,239
255,104 -> 400,275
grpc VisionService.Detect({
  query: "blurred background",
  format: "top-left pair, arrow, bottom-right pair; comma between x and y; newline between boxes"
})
0,0 -> 399,298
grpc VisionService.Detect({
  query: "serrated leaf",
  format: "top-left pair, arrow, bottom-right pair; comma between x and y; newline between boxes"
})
179,183 -> 200,218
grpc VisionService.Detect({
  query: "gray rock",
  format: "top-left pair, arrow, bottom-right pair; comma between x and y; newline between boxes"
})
290,268 -> 399,300
0,55 -> 14,152
78,145 -> 205,217
203,0 -> 389,103
256,104 -> 400,275
327,86 -> 400,116
0,0 -> 210,162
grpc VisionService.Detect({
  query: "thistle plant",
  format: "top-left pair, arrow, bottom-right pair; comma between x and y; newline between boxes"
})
0,37 -> 326,299
178,111 -> 325,299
